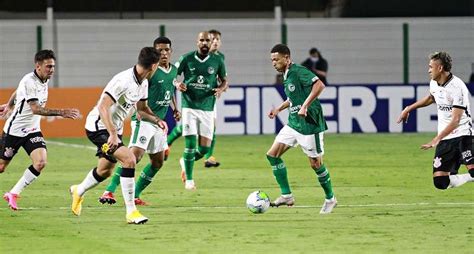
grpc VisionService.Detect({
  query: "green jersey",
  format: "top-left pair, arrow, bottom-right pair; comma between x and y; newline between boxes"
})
214,50 -> 225,61
283,63 -> 328,135
132,65 -> 178,122
176,51 -> 226,111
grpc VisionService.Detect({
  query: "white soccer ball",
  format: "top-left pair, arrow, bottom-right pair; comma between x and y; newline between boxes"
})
246,190 -> 270,214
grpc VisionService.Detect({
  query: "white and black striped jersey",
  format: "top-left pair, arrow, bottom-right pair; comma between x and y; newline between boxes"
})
3,71 -> 49,137
429,74 -> 473,140
85,67 -> 148,135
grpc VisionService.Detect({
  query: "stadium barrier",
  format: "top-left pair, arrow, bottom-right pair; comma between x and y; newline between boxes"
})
1,84 -> 473,137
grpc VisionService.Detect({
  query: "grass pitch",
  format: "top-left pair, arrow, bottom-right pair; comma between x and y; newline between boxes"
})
0,134 -> 472,254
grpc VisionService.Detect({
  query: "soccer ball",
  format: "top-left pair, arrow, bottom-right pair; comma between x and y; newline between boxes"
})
246,190 -> 270,214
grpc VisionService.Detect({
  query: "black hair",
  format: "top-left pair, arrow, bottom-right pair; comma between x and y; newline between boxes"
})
138,47 -> 160,69
34,49 -> 55,63
271,44 -> 291,56
208,29 -> 222,37
430,51 -> 452,72
309,48 -> 319,55
153,36 -> 172,47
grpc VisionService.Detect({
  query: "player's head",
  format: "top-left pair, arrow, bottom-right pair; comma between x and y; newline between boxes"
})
270,44 -> 291,73
309,47 -> 320,58
196,31 -> 211,55
34,49 -> 56,80
429,51 -> 452,81
138,46 -> 160,78
209,29 -> 222,53
153,36 -> 173,67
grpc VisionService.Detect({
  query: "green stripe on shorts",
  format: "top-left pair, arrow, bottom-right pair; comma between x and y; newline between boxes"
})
315,133 -> 322,154
131,121 -> 141,144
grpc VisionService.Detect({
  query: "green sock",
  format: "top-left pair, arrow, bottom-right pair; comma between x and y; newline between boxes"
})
266,155 -> 291,195
105,166 -> 122,192
135,163 -> 159,198
314,164 -> 334,199
167,124 -> 183,146
204,131 -> 216,160
183,135 -> 197,180
195,146 -> 210,161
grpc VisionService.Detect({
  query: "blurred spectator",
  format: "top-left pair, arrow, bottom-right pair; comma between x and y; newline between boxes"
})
301,47 -> 328,84
469,63 -> 474,84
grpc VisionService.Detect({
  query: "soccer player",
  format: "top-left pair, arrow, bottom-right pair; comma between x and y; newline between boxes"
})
70,47 -> 166,224
99,36 -> 180,206
0,50 -> 80,210
175,31 -> 228,190
166,29 -> 227,168
397,51 -> 474,189
267,44 -> 337,214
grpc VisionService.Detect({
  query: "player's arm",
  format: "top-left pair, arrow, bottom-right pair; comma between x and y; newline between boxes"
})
421,107 -> 464,150
170,95 -> 181,121
136,100 -> 168,133
213,77 -> 228,98
268,99 -> 290,119
0,90 -> 17,118
397,94 -> 435,124
97,93 -> 120,150
29,100 -> 80,119
298,79 -> 325,117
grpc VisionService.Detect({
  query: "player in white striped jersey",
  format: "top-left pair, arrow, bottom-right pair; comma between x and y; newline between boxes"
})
0,50 -> 80,211
397,51 -> 474,189
69,47 -> 167,224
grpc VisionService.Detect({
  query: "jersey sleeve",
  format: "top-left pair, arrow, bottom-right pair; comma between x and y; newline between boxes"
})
141,81 -> 148,101
451,84 -> 467,109
103,79 -> 127,103
217,57 -> 227,79
299,67 -> 319,87
24,79 -> 39,102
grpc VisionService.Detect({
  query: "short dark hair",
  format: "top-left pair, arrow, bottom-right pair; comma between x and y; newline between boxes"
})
34,49 -> 55,63
271,44 -> 291,56
153,36 -> 172,47
209,29 -> 221,37
309,47 -> 319,54
430,51 -> 452,72
138,47 -> 160,69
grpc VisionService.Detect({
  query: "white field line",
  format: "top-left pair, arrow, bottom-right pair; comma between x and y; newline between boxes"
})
1,202 -> 473,211
47,140 -> 96,150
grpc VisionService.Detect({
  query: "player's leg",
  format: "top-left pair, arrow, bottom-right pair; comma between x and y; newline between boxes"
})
3,132 -> 46,210
182,135 -> 197,189
441,136 -> 474,188
204,126 -> 220,168
266,126 -> 294,207
301,132 -> 336,214
167,124 -> 183,147
135,125 -> 167,203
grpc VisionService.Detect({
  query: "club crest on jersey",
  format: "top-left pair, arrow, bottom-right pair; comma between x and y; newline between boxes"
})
4,147 -> 14,158
288,83 -> 295,92
197,75 -> 205,84
139,136 -> 147,144
207,67 -> 215,74
433,157 -> 442,168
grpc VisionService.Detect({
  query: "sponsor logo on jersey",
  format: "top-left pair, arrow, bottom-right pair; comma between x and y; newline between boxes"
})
433,157 -> 442,168
289,104 -> 301,114
438,105 -> 452,111
4,147 -> 15,158
158,80 -> 164,83
21,127 -> 38,134
207,67 -> 215,74
197,75 -> 204,84
462,150 -> 472,160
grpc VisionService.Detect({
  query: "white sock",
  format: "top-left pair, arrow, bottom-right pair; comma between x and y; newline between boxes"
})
10,168 -> 38,195
448,174 -> 473,188
120,177 -> 136,214
77,169 -> 100,196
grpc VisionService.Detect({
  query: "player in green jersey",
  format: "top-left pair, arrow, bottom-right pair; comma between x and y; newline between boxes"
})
267,44 -> 337,214
175,31 -> 228,190
98,36 -> 180,205
166,29 -> 226,168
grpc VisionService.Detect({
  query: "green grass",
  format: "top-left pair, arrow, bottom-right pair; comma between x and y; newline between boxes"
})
0,134 -> 472,254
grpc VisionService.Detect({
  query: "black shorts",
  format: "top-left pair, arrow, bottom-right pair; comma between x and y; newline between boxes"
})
0,132 -> 47,160
86,129 -> 123,163
433,135 -> 474,173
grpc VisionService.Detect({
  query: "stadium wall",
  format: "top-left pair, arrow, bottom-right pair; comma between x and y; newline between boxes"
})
0,17 -> 472,88
2,84 -> 473,137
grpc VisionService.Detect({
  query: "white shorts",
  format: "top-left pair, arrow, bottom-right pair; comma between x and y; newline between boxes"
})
129,120 -> 168,154
182,108 -> 214,139
275,125 -> 324,158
